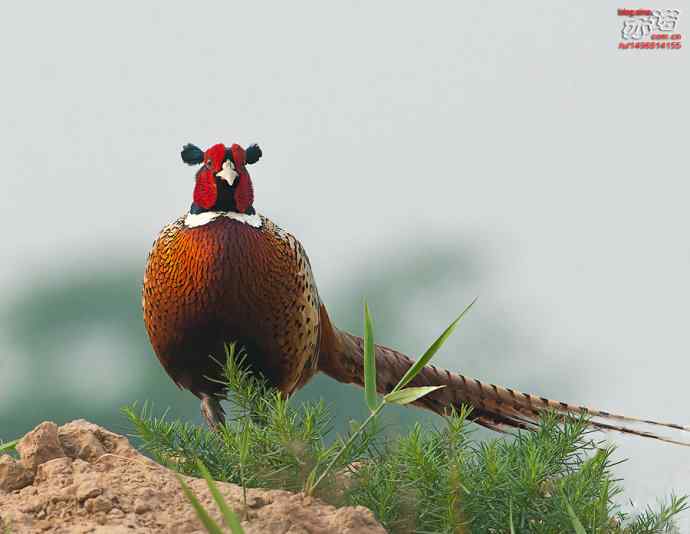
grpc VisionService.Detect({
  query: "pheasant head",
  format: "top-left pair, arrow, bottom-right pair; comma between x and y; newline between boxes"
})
181,142 -> 262,215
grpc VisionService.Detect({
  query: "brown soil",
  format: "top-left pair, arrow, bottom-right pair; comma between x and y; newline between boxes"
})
0,420 -> 385,534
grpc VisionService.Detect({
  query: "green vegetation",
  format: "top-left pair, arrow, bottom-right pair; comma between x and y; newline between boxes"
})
0,439 -> 18,454
125,305 -> 687,533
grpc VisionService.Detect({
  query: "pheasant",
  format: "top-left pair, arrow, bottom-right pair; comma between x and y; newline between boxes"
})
142,141 -> 689,445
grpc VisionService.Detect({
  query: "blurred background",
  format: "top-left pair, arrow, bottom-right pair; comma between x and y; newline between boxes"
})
1,0 -> 688,524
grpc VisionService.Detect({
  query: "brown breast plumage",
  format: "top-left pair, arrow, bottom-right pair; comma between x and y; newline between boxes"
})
142,213 -> 321,400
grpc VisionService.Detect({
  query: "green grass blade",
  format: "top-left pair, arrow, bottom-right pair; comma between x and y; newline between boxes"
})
384,386 -> 445,406
0,439 -> 19,453
363,301 -> 378,412
509,501 -> 516,534
176,473 -> 224,534
396,298 -> 477,390
196,460 -> 245,534
564,496 -> 587,534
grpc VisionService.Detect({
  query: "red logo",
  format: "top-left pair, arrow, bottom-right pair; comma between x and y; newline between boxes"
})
618,8 -> 682,50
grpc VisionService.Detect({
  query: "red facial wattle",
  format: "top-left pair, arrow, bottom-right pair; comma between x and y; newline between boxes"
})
193,168 -> 218,209
230,143 -> 254,214
192,143 -> 226,209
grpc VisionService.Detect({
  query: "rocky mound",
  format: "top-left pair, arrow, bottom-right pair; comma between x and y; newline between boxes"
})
0,420 -> 385,533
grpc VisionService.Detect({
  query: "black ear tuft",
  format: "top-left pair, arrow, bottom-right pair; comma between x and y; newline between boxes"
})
246,144 -> 262,165
181,143 -> 204,165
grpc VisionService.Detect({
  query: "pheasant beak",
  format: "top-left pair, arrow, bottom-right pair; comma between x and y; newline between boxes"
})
216,159 -> 239,186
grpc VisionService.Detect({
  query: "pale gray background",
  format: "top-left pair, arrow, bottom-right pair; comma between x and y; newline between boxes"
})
1,0 -> 688,524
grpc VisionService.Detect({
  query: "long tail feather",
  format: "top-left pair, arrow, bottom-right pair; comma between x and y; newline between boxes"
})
318,327 -> 690,446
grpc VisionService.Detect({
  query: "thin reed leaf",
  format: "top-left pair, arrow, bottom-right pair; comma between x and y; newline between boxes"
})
396,298 -> 476,390
196,460 -> 245,534
564,495 -> 587,534
384,385 -> 445,406
176,473 -> 224,534
0,439 -> 19,453
363,301 -> 378,412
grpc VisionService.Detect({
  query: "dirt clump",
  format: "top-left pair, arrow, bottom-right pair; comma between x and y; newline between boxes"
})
0,420 -> 384,533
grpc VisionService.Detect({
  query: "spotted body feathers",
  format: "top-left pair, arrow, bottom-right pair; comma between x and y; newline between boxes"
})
143,213 -> 320,399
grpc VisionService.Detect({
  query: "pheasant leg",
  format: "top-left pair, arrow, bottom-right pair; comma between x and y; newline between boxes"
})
200,394 -> 226,430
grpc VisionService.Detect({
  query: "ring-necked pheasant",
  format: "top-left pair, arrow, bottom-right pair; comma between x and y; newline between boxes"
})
142,141 -> 689,445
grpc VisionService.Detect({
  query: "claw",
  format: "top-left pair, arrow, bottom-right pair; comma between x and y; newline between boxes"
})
200,394 -> 226,430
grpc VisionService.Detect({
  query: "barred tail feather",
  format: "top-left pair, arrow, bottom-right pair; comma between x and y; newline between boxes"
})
319,328 -> 690,446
